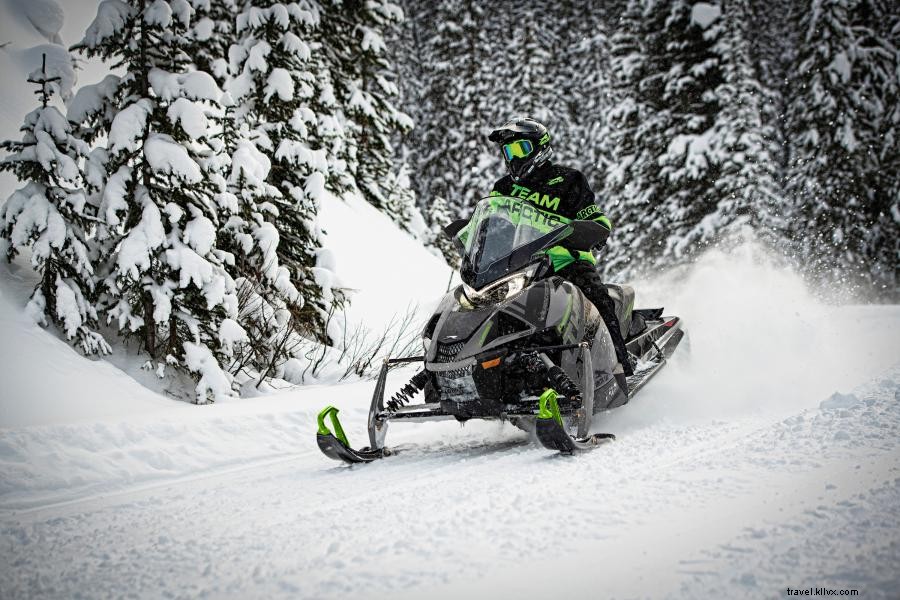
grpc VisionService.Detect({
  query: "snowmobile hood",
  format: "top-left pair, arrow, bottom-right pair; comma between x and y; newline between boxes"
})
425,278 -> 581,367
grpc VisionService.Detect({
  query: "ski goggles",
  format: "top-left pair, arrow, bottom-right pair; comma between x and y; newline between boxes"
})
502,139 -> 534,160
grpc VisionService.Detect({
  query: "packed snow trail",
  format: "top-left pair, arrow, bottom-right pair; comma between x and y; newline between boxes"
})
2,245 -> 900,599
2,367 -> 898,599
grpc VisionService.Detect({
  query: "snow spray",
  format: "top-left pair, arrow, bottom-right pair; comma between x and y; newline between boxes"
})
610,242 -> 900,427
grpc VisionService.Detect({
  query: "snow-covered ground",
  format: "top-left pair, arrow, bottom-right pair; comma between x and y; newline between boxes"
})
2,234 -> 899,598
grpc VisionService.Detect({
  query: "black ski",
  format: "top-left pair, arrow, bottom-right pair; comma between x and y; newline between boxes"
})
534,389 -> 615,454
316,406 -> 387,465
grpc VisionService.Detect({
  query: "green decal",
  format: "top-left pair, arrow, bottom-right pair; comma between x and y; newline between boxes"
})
541,195 -> 561,211
576,205 -> 600,219
479,320 -> 493,346
317,405 -> 350,447
577,249 -> 597,265
557,293 -> 573,333
594,215 -> 612,230
539,132 -> 551,145
548,176 -> 564,186
538,389 -> 563,426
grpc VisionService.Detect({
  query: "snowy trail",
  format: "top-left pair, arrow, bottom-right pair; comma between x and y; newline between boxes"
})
2,360 -> 900,599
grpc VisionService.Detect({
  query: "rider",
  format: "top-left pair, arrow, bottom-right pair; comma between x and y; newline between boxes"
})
487,116 -> 635,376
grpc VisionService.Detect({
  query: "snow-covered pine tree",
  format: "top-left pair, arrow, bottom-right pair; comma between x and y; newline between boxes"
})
189,0 -> 238,87
602,0 -> 726,277
73,0 -> 242,402
548,2 -> 613,193
218,138 -> 306,385
395,0 -> 512,217
784,0 -> 899,295
319,0 -> 416,226
0,55 -> 110,356
706,0 -> 782,242
226,0 -> 341,342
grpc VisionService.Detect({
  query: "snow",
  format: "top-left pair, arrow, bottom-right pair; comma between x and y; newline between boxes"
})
107,100 -> 151,154
144,0 -> 173,27
247,40 -> 272,72
0,263 -> 170,427
829,51 -> 851,83
165,244 -> 214,289
148,68 -> 220,102
182,341 -> 233,403
317,190 -> 452,329
691,3 -> 721,29
218,317 -> 248,355
116,200 -> 165,280
264,67 -> 295,102
79,0 -> 133,48
182,215 -> 216,255
143,133 -> 203,183
167,97 -> 209,140
280,31 -> 310,59
8,0 -> 65,43
230,141 -> 272,186
67,74 -> 120,124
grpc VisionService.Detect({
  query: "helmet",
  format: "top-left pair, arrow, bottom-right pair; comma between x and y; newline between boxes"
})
488,116 -> 553,182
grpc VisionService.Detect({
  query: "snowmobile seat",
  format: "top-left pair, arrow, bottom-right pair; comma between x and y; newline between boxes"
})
604,284 -> 635,340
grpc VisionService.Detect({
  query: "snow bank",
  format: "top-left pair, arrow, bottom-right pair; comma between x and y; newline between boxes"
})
0,264 -> 170,429
316,191 -> 452,329
8,0 -> 65,43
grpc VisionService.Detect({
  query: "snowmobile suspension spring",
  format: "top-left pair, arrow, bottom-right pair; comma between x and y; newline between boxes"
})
547,365 -> 581,401
385,369 -> 429,413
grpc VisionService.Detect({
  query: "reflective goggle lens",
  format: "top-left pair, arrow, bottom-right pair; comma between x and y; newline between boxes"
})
502,139 -> 534,160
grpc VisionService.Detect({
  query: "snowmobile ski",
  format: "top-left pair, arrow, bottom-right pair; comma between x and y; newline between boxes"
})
316,406 -> 386,464
534,389 -> 615,454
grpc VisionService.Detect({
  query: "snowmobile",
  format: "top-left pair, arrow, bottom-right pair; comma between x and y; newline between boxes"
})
317,195 -> 685,463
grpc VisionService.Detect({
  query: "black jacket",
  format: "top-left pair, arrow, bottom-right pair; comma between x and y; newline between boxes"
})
490,162 -> 611,231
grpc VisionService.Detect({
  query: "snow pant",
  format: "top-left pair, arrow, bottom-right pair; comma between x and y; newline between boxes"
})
557,260 -> 633,376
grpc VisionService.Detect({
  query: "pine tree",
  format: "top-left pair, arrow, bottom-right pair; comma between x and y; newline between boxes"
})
189,0 -> 238,87
225,0 -> 341,342
784,0 -> 899,295
220,139 -> 305,383
707,0 -> 782,242
73,0 -> 241,402
549,2 -> 614,193
1,55 -> 110,356
320,0 -> 417,225
393,0 -> 509,217
602,0 -> 726,276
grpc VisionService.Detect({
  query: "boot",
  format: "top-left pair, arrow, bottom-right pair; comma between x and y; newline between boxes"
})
599,307 -> 634,376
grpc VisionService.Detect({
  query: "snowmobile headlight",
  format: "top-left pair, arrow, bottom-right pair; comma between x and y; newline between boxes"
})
462,269 -> 532,306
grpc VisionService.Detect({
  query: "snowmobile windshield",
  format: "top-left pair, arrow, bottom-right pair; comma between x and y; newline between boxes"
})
457,196 -> 572,289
